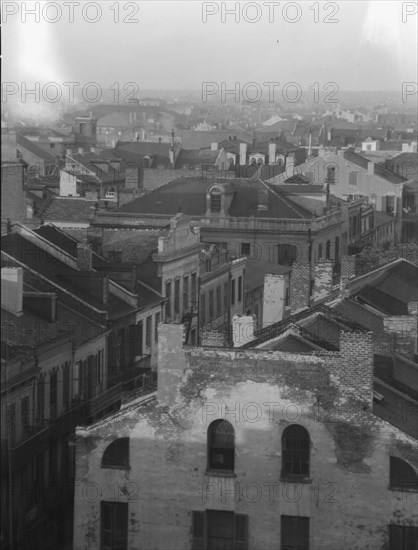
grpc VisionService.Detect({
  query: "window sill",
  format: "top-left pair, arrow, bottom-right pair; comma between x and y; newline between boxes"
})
280,476 -> 311,484
205,470 -> 236,478
101,465 -> 131,471
388,485 -> 418,493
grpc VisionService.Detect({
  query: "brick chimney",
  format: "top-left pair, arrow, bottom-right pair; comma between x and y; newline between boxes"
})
290,262 -> 311,313
157,323 -> 186,409
77,244 -> 92,271
313,260 -> 333,302
232,315 -> 256,347
262,273 -> 289,327
337,331 -> 374,408
1,267 -> 23,316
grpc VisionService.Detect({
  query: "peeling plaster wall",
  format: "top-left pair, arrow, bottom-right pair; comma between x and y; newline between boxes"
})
73,337 -> 418,550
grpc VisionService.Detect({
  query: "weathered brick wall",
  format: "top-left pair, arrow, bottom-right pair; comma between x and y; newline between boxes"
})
290,262 -> 310,313
313,260 -> 333,302
73,331 -> 418,550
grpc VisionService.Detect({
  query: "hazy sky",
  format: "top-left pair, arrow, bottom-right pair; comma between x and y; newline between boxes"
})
2,0 -> 417,94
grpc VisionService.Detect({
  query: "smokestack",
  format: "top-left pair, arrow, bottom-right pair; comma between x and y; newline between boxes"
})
239,143 -> 247,166
268,142 -> 276,165
1,267 -> 23,317
286,154 -> 295,177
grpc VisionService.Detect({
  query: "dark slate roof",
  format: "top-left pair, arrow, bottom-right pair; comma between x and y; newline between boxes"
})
373,381 -> 417,439
118,177 -> 315,219
268,334 -> 317,353
16,134 -> 57,163
40,197 -> 96,223
387,152 -> 417,166
176,149 -> 220,168
176,130 -> 252,150
334,299 -> 385,335
1,233 -> 135,319
299,313 -> 344,349
357,286 -> 408,315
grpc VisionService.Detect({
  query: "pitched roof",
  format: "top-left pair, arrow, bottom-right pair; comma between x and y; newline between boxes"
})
39,197 -> 97,223
16,134 -> 57,163
96,112 -> 134,127
117,177 -> 315,220
176,130 -> 252,150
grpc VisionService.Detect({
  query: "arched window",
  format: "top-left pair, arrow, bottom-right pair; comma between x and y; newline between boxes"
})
282,425 -> 310,478
207,420 -> 235,472
210,190 -> 221,213
102,438 -> 129,469
390,456 -> 418,490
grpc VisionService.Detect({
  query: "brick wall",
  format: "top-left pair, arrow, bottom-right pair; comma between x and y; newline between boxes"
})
313,260 -> 333,302
290,262 -> 311,313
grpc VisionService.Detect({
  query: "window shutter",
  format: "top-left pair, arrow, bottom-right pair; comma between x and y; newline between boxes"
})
389,525 -> 403,550
192,511 -> 205,550
235,514 -> 248,550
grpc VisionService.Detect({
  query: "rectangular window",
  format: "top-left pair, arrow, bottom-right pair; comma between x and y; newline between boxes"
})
211,193 -> 221,213
6,404 -> 16,447
50,372 -> 58,420
146,316 -> 152,347
223,282 -> 229,311
183,275 -> 189,310
165,281 -> 172,318
241,243 -> 250,256
389,525 -> 418,550
101,501 -> 128,550
155,312 -> 161,342
281,516 -> 309,550
285,287 -> 290,307
192,511 -> 248,550
238,276 -> 242,303
200,294 -> 206,324
349,171 -> 358,186
209,290 -> 214,320
21,396 -> 29,428
231,279 -> 236,306
37,377 -> 45,421
216,286 -> 221,317
318,243 -> 323,259
174,279 -> 180,314
97,351 -> 104,385
191,273 -> 197,306
63,362 -> 70,407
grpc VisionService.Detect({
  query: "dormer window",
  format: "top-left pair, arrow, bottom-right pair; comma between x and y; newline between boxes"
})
210,190 -> 221,213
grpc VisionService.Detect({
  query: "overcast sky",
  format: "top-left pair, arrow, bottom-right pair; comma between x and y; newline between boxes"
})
2,1 -> 417,95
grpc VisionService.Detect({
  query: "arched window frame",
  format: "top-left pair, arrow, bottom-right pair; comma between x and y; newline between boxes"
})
209,187 -> 222,214
207,419 -> 235,473
102,437 -> 130,470
281,425 -> 310,480
389,456 -> 418,491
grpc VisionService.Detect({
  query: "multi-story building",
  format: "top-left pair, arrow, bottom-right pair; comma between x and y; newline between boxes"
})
1,222 -> 165,549
72,308 -> 417,549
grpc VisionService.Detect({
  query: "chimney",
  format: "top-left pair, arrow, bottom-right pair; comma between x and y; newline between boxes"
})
290,262 -> 311,313
327,130 -> 332,143
367,161 -> 374,175
308,131 -> 312,156
76,244 -> 92,270
239,143 -> 247,166
129,112 -> 133,125
171,129 -> 175,146
338,331 -> 374,408
211,142 -> 218,151
157,323 -> 186,409
268,142 -> 276,165
262,273 -> 289,328
141,129 -> 145,141
232,315 -> 256,347
1,267 -> 23,316
78,147 -> 84,155
285,154 -> 295,177
313,260 -> 333,302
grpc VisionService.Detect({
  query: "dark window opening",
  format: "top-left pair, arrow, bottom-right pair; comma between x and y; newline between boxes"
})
281,515 -> 309,550
192,510 -> 248,550
282,425 -> 310,478
231,279 -> 236,306
238,276 -> 242,303
210,191 -> 221,213
390,457 -> 418,491
102,438 -> 129,469
208,419 -> 235,472
278,244 -> 297,266
101,501 -> 128,550
241,243 -> 250,256
389,524 -> 418,550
